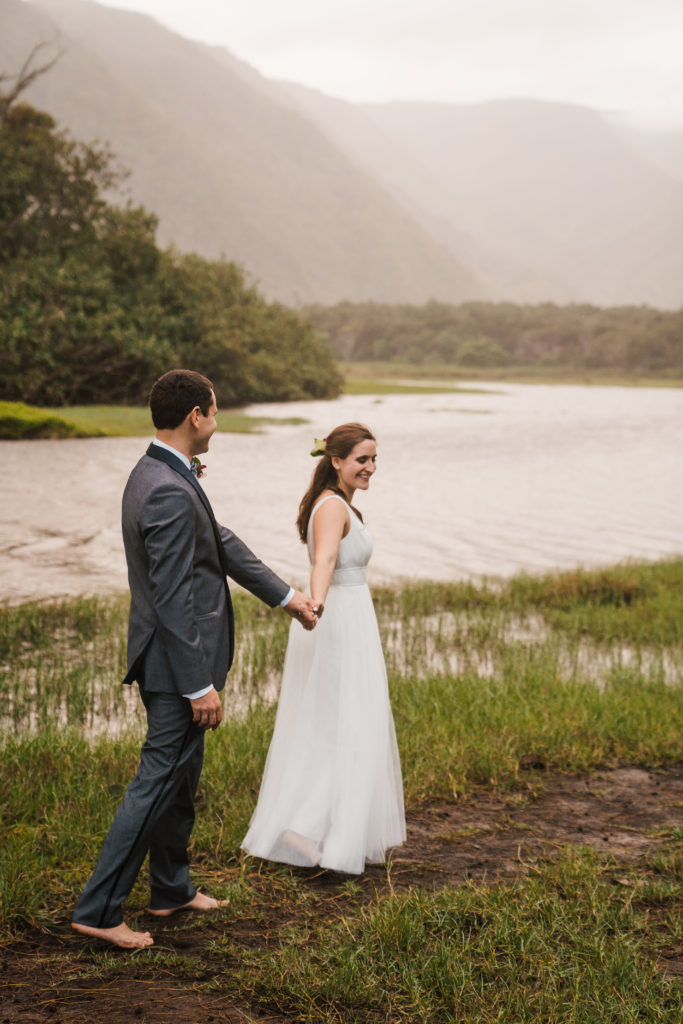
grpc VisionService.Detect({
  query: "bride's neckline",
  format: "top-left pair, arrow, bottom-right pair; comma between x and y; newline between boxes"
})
313,492 -> 349,512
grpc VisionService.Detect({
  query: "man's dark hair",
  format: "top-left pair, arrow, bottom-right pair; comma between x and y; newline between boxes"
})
149,370 -> 214,430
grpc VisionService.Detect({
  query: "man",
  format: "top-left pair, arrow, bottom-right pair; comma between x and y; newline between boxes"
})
72,369 -> 317,949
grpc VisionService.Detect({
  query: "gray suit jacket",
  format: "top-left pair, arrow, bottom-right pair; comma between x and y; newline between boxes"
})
121,444 -> 289,695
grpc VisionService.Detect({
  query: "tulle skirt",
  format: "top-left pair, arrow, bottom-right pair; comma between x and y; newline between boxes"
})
241,581 -> 406,874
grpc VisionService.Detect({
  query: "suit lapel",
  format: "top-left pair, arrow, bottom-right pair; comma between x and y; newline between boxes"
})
145,443 -> 229,575
145,442 -> 235,668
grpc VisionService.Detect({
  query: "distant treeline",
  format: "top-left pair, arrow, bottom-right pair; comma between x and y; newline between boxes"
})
0,98 -> 342,407
304,301 -> 683,374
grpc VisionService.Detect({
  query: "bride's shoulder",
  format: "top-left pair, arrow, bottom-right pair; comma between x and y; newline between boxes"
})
311,491 -> 349,519
318,489 -> 348,506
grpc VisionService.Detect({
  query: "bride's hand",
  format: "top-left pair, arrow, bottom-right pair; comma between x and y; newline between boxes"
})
313,603 -> 324,619
284,591 -> 318,630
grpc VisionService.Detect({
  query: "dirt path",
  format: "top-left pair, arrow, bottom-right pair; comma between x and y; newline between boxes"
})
2,764 -> 682,1023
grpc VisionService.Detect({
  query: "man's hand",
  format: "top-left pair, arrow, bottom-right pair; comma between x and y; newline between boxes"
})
189,687 -> 223,730
284,590 -> 318,630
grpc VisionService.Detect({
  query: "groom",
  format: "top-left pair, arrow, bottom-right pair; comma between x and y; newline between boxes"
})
72,369 -> 317,948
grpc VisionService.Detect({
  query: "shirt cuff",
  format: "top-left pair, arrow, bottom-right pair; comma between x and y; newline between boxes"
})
183,684 -> 214,700
280,587 -> 295,607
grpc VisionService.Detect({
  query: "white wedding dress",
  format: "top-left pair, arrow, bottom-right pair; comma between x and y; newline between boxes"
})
241,494 -> 406,874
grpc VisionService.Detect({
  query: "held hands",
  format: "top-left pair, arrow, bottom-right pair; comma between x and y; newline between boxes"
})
284,590 -> 319,630
189,687 -> 223,730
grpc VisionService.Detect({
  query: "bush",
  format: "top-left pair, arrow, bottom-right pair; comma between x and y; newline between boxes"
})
0,103 -> 342,408
0,401 -> 102,439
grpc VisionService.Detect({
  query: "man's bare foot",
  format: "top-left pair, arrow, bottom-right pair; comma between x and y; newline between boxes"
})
71,921 -> 154,948
148,891 -> 230,917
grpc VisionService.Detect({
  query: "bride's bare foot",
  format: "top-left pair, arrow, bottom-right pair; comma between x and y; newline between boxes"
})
282,829 -> 321,863
148,891 -> 229,917
71,921 -> 154,948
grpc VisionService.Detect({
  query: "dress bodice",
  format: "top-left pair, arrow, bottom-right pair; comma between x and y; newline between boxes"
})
307,494 -> 373,583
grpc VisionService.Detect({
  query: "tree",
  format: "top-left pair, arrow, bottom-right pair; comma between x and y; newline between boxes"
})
0,41 -> 62,127
0,103 -> 119,264
0,61 -> 342,406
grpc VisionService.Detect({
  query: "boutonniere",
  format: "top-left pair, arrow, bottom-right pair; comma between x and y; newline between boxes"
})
191,456 -> 207,479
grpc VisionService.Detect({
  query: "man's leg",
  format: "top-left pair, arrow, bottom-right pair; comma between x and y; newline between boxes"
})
72,691 -> 202,937
147,723 -> 204,911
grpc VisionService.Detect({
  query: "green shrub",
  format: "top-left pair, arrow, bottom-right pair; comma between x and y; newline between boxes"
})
0,401 -> 103,439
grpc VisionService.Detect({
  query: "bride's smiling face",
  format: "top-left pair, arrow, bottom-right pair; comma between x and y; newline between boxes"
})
332,439 -> 377,497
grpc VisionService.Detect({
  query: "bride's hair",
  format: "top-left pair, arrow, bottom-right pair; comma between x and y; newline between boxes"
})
296,422 -> 376,543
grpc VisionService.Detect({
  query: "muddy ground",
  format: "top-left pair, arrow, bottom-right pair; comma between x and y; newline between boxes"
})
2,764 -> 682,1023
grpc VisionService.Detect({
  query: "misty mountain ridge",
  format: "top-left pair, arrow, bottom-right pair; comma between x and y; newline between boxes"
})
3,0 -> 682,308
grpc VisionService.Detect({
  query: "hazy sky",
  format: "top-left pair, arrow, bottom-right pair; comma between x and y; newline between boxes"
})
102,0 -> 683,128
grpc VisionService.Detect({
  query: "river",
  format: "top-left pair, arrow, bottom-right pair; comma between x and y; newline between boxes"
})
1,383 -> 682,604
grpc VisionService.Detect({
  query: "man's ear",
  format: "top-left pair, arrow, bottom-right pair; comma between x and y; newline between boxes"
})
188,406 -> 201,428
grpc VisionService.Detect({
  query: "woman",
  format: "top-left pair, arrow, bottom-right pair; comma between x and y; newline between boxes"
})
241,423 -> 406,874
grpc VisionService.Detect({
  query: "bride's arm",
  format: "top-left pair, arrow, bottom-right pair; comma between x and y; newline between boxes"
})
310,499 -> 349,613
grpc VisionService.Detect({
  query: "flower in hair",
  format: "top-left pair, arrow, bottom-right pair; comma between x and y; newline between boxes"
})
310,437 -> 327,457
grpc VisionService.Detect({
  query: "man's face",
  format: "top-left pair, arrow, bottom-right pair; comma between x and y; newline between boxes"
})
193,390 -> 218,455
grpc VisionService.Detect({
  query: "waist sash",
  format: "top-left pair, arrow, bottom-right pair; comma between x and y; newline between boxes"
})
330,566 -> 367,586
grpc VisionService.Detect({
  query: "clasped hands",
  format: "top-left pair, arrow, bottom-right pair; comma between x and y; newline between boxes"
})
284,590 -> 323,631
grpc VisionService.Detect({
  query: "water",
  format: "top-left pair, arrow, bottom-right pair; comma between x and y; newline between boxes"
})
1,383 -> 681,604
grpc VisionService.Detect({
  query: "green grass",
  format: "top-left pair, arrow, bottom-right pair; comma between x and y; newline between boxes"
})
1,560 -> 682,1022
0,402 -> 308,439
229,847 -> 683,1022
1,559 -> 682,942
0,401 -> 102,439
342,360 -> 683,389
342,376 -> 487,396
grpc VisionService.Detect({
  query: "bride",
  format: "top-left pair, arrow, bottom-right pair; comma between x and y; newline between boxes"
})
241,423 -> 406,874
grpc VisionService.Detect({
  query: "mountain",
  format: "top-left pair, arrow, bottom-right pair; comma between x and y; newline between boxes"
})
276,85 -> 683,307
2,0 -> 682,307
1,0 -> 482,304
609,120 -> 683,184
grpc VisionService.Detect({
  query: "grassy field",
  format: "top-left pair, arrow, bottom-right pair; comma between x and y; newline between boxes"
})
342,360 -> 683,389
341,376 -> 489,396
0,401 -> 308,440
4,367 -> 679,442
1,560 -> 682,1020
232,849 -> 683,1022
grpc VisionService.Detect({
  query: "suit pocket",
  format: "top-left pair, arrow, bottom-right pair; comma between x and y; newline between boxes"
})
196,610 -> 221,646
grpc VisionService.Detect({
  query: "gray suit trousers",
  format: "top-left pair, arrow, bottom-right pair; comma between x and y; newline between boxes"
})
72,691 -> 204,928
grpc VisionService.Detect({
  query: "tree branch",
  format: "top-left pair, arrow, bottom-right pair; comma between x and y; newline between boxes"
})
0,40 -> 65,125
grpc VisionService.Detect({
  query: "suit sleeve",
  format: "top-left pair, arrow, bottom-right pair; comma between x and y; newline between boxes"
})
217,523 -> 290,607
140,484 -> 213,695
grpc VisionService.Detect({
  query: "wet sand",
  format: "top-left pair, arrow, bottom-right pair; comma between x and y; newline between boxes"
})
2,383 -> 682,604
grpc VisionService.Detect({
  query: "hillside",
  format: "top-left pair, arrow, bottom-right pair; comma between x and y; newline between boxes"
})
278,85 -> 683,307
2,0 -> 682,307
2,0 -> 482,305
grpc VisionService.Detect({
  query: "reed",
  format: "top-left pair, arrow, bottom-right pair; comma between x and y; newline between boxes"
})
232,846 -> 683,1022
1,558 -> 681,962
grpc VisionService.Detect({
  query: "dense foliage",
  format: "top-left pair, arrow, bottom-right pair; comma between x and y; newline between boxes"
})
305,300 -> 683,374
0,103 -> 342,406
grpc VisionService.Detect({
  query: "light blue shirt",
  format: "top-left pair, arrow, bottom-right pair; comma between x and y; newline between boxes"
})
152,437 -> 191,470
150,439 -> 293,700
